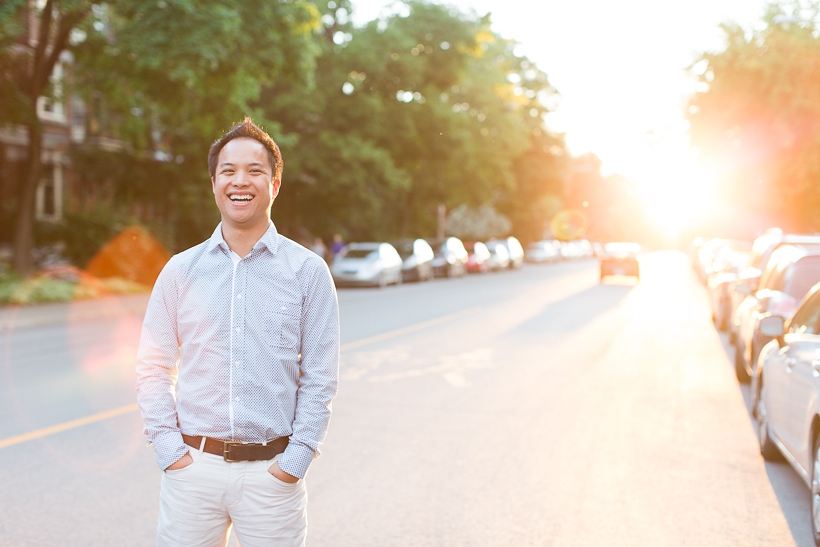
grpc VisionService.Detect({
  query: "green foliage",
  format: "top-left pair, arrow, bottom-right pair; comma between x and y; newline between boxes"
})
266,0 -> 568,243
3,0 -> 569,275
688,1 -> 820,229
37,208 -> 133,267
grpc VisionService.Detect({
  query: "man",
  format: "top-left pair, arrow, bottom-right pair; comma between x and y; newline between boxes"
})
136,118 -> 339,547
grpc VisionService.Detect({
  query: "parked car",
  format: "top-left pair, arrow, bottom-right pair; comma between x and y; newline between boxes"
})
706,243 -> 751,331
393,238 -> 434,282
729,230 -> 820,344
753,284 -> 820,540
485,241 -> 510,271
428,237 -> 468,278
330,242 -> 403,287
487,237 -> 524,269
733,243 -> 820,382
525,241 -> 560,263
464,241 -> 492,273
599,242 -> 641,280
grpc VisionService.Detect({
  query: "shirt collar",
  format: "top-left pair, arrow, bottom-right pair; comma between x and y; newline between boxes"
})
205,220 -> 280,256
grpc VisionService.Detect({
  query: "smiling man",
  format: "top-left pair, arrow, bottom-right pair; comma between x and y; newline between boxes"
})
136,118 -> 339,547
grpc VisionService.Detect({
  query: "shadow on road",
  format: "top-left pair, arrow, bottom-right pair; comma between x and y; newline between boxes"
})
716,329 -> 814,546
512,282 -> 634,336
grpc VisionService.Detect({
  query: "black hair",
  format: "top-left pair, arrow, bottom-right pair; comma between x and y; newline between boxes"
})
207,117 -> 283,180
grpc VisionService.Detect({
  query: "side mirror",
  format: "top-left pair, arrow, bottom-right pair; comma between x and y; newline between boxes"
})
758,315 -> 786,347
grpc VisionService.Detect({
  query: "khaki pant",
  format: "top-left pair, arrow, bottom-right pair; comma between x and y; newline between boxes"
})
157,446 -> 307,547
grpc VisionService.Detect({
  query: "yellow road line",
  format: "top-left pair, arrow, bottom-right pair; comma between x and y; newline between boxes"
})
339,307 -> 478,352
0,307 -> 477,450
0,403 -> 140,450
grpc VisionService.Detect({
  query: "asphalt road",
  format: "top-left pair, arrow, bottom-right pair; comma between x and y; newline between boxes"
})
0,252 -> 811,546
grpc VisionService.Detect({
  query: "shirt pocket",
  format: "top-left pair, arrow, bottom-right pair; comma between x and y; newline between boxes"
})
267,303 -> 301,350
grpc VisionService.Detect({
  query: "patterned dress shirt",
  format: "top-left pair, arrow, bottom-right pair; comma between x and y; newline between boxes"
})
136,221 -> 339,478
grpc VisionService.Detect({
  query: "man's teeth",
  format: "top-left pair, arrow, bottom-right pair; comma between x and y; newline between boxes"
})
229,195 -> 253,202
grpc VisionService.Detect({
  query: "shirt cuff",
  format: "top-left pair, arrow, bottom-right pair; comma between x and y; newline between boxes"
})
277,442 -> 316,479
151,430 -> 189,471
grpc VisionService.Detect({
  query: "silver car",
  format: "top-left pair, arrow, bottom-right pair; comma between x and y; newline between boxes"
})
755,283 -> 820,541
330,242 -> 403,287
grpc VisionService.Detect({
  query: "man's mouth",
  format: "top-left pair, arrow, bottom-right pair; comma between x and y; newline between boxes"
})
229,194 -> 254,202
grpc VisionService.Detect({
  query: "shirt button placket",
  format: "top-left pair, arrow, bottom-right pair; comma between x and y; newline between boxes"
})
235,261 -> 248,438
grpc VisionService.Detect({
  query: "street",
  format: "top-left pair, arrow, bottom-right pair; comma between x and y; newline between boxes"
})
0,251 -> 811,546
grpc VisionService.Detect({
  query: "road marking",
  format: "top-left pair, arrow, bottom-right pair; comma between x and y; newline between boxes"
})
339,307 -> 479,352
0,403 -> 139,450
0,307 -> 478,450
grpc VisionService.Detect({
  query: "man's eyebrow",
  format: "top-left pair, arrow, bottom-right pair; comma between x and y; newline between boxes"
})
218,161 -> 268,169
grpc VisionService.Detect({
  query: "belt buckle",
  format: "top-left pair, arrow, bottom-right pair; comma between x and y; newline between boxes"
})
223,440 -> 243,462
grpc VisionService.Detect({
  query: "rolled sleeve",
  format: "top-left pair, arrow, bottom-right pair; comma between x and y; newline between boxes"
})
277,259 -> 340,479
135,258 -> 188,470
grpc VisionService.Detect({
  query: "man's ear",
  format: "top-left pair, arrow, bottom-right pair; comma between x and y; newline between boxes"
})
272,178 -> 281,199
211,177 -> 216,194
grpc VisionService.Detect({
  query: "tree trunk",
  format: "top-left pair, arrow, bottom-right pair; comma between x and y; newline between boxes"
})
12,114 -> 43,274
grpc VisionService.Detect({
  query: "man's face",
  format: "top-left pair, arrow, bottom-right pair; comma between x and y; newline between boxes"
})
211,138 -> 280,229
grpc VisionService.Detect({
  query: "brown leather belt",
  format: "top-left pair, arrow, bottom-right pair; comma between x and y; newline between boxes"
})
182,433 -> 289,462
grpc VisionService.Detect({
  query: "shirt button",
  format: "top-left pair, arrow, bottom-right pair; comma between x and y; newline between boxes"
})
235,397 -> 240,402
280,305 -> 286,311
236,327 -> 241,333
237,428 -> 242,434
235,361 -> 241,366
237,294 -> 242,299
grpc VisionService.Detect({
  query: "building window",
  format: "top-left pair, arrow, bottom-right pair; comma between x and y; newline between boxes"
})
36,164 -> 63,221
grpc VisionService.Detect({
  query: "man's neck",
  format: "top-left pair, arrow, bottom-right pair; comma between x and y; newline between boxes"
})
221,219 -> 270,258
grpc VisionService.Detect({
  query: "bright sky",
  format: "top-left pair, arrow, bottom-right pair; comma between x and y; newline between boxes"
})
351,0 -> 770,234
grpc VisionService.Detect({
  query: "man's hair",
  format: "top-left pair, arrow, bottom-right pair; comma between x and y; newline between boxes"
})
207,117 -> 283,180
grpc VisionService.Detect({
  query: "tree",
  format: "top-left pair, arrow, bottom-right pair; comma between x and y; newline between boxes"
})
1,0 -> 93,273
688,1 -> 820,231
263,0 -> 568,243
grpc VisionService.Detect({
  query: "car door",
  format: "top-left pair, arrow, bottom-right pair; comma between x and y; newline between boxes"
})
786,292 -> 820,467
764,338 -> 796,448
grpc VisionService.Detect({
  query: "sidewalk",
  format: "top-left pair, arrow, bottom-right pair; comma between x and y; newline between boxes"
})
0,293 -> 151,331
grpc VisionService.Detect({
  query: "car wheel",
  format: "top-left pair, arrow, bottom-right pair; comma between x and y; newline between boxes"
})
735,343 -> 750,383
812,435 -> 820,545
755,379 -> 781,461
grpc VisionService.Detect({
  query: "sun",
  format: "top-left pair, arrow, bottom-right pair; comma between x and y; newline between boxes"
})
636,156 -> 721,239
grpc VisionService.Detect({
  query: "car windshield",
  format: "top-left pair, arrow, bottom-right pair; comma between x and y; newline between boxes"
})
343,249 -> 377,259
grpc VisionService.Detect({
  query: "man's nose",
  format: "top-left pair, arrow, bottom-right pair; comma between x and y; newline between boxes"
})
233,170 -> 250,186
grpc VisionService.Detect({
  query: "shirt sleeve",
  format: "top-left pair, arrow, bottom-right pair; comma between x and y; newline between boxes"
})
135,258 -> 188,471
277,257 -> 340,478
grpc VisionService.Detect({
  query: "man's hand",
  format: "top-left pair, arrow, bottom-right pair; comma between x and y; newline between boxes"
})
268,461 -> 299,483
166,452 -> 193,471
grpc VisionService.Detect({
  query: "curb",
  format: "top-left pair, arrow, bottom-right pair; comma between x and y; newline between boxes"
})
0,294 -> 150,331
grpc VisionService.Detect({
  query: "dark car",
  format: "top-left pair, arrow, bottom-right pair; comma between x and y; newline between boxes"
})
464,241 -> 492,274
753,283 -> 820,540
393,238 -> 435,282
734,243 -> 820,382
428,237 -> 468,278
599,242 -> 640,280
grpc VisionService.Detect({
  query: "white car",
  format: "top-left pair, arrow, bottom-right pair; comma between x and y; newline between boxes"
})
755,282 -> 820,542
331,242 -> 403,287
525,241 -> 560,263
